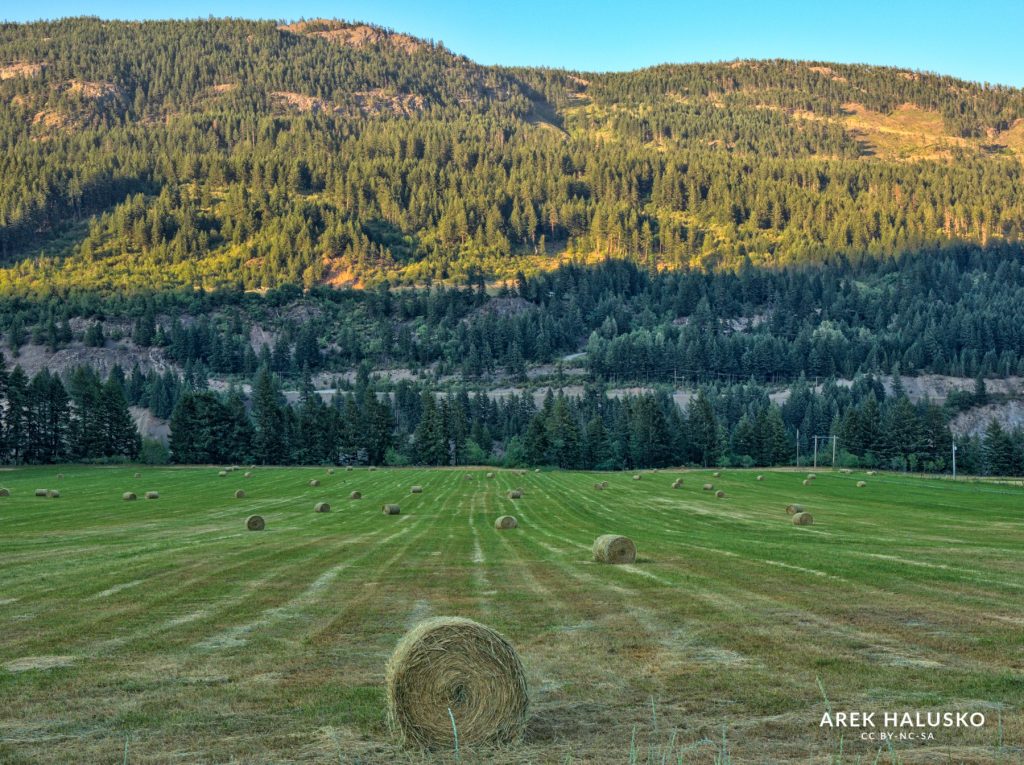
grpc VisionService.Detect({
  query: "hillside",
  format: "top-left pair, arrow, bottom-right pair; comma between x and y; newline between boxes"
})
1,17 -> 1024,293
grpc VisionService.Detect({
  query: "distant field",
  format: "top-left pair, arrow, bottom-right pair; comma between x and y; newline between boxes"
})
0,466 -> 1021,764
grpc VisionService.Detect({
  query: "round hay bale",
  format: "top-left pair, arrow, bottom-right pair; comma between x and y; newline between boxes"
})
134,472 -> 141,478
534,468 -> 540,473
600,481 -> 609,489
327,468 -> 335,475
495,515 -> 518,530
56,473 -> 64,480
756,475 -> 764,481
465,474 -> 474,481
382,504 -> 401,515
712,471 -> 721,478
840,468 -> 852,474
702,483 -> 714,491
792,512 -> 814,526
144,491 -> 159,500
803,479 -> 812,486
369,466 -> 377,472
807,473 -> 817,480
244,471 -> 252,478
857,480 -> 867,488
218,470 -> 227,477
486,472 -> 495,479
0,487 -> 9,497
47,489 -> 60,498
314,502 -> 331,513
671,479 -> 683,489
866,470 -> 877,476
122,492 -> 136,501
309,479 -> 320,487
234,489 -> 246,499
350,491 -> 362,500
346,466 -> 354,471
246,514 -> 265,531
633,474 -> 641,480
786,503 -> 804,515
593,534 -> 637,564
386,616 -> 528,747
594,482 -> 604,490
507,490 -> 522,499
715,490 -> 726,498
410,485 -> 423,494
34,489 -> 47,497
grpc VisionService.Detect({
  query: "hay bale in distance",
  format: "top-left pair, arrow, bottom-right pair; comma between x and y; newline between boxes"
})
246,514 -> 265,531
144,491 -> 159,500
47,489 -> 60,498
786,503 -> 804,515
56,473 -> 64,480
712,471 -> 721,478
495,515 -> 518,530
314,502 -> 331,513
507,489 -> 522,499
309,479 -> 320,487
601,480 -> 609,489
122,492 -> 136,501
671,478 -> 683,489
0,487 -> 9,497
134,472 -> 141,478
327,468 -> 335,475
369,466 -> 377,472
756,475 -> 764,481
410,485 -> 423,494
807,473 -> 817,480
350,491 -> 362,500
803,479 -> 812,486
386,616 -> 528,747
346,466 -> 354,471
382,504 -> 401,515
702,483 -> 714,491
866,470 -> 877,476
715,490 -> 726,498
465,474 -> 473,480
234,489 -> 246,499
633,474 -> 641,480
792,512 -> 814,526
486,472 -> 495,479
34,489 -> 47,497
218,470 -> 227,477
593,534 -> 637,564
594,482 -> 604,490
857,481 -> 867,488
244,471 -> 252,478
840,468 -> 852,474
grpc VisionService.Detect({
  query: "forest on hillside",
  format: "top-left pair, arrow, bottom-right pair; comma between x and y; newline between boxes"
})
1,18 -> 1024,292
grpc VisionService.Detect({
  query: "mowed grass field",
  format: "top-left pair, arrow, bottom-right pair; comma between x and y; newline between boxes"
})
0,466 -> 1022,764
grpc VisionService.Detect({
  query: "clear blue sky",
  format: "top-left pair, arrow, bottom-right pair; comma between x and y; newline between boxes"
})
5,0 -> 1024,87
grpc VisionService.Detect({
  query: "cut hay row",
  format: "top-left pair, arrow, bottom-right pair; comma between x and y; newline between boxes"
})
386,616 -> 528,747
592,534 -> 637,564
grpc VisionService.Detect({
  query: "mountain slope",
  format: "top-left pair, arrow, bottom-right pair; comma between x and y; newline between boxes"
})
1,18 -> 1023,294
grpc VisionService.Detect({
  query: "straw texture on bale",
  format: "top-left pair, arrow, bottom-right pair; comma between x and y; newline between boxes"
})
234,489 -> 246,499
592,534 -> 637,564
494,515 -> 518,530
507,490 -> 522,499
35,489 -> 47,497
385,616 -> 528,748
410,485 -> 423,494
246,515 -> 265,531
715,490 -> 725,498
786,503 -> 804,515
382,504 -> 401,515
122,492 -> 136,501
309,479 -> 320,487
47,489 -> 60,498
792,512 -> 814,526
0,488 -> 9,497
350,491 -> 362,500
702,483 -> 713,491
314,502 -> 331,513
145,491 -> 159,500
857,481 -> 867,488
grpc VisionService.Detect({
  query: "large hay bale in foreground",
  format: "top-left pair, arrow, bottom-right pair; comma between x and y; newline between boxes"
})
309,479 -> 320,487
786,503 -> 804,515
792,512 -> 814,526
857,480 -> 867,488
495,515 -> 518,530
246,514 -> 265,531
350,491 -> 362,500
34,489 -> 47,497
592,534 -> 637,564
410,485 -> 423,494
122,492 -> 136,501
386,616 -> 528,747
234,489 -> 246,499
314,502 -> 331,513
702,483 -> 714,491
507,489 -> 522,499
382,504 -> 401,515
715,490 -> 726,498
47,489 -> 60,498
144,491 -> 159,500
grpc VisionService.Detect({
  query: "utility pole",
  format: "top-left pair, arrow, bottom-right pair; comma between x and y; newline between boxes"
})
832,435 -> 837,468
952,441 -> 957,480
813,436 -> 818,469
796,428 -> 800,467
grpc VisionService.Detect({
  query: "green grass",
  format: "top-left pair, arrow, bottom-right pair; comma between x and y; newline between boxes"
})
0,466 -> 1021,763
